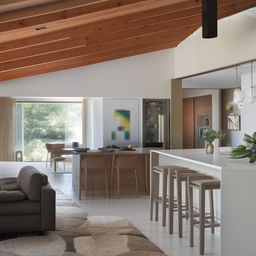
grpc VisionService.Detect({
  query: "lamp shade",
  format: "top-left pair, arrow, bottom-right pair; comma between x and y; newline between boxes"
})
248,95 -> 256,104
233,89 -> 245,104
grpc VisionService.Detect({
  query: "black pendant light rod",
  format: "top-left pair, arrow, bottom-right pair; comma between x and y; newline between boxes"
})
202,0 -> 218,38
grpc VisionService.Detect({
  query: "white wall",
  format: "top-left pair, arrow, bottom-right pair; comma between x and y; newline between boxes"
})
175,9 -> 256,78
0,49 -> 174,98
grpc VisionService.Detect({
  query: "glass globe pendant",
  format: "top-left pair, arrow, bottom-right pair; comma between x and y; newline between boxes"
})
233,66 -> 245,105
248,62 -> 256,104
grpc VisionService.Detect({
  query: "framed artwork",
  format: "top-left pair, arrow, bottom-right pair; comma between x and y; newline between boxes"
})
227,115 -> 240,131
103,98 -> 140,147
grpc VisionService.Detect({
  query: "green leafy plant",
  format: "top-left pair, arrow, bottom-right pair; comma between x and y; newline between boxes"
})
201,129 -> 225,144
231,132 -> 256,163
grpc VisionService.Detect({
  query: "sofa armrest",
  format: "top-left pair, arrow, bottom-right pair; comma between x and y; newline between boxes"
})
41,183 -> 56,231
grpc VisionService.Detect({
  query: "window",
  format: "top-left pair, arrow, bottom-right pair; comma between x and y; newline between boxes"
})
16,102 -> 82,161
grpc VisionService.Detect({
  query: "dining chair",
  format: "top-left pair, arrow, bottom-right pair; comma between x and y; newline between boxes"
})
51,143 -> 66,172
45,143 -> 53,168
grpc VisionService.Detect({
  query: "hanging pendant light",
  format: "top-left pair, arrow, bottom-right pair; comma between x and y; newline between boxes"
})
233,66 -> 245,105
248,62 -> 256,104
202,0 -> 218,38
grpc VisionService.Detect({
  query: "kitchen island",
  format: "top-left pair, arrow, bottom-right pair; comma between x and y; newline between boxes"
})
72,148 -> 150,199
150,148 -> 256,256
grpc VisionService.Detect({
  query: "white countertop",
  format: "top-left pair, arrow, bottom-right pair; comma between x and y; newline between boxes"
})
151,148 -> 256,171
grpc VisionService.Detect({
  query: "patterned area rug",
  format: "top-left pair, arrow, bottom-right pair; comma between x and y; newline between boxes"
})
0,190 -> 167,256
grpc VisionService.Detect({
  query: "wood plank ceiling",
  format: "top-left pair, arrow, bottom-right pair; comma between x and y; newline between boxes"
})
0,0 -> 255,82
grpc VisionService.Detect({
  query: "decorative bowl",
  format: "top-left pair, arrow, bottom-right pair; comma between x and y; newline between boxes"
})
74,148 -> 90,153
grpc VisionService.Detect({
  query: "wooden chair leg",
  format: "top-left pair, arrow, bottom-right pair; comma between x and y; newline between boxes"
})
176,174 -> 183,238
209,189 -> 215,234
162,170 -> 167,227
199,185 -> 206,255
134,169 -> 139,197
188,182 -> 194,247
169,175 -> 174,234
117,167 -> 120,198
105,169 -> 109,198
84,168 -> 88,198
46,153 -> 48,168
54,160 -> 57,172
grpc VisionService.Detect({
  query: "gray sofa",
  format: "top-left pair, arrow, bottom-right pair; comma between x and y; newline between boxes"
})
0,166 -> 55,233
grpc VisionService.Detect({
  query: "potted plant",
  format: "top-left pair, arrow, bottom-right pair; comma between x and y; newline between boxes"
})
201,129 -> 225,154
231,132 -> 256,163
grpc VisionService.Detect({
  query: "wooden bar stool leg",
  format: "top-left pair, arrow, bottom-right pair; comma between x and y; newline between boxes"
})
155,195 -> 159,221
185,181 -> 189,220
117,167 -> 120,198
188,182 -> 194,247
105,169 -> 109,198
134,169 -> 139,197
150,197 -> 154,221
162,170 -> 167,227
209,189 -> 215,234
169,174 -> 174,234
199,185 -> 206,255
144,155 -> 149,193
176,174 -> 183,238
150,170 -> 158,221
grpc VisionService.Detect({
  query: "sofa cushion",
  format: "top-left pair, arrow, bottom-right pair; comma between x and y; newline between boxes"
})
0,190 -> 26,202
1,183 -> 20,191
17,166 -> 48,201
0,200 -> 40,215
0,177 -> 17,186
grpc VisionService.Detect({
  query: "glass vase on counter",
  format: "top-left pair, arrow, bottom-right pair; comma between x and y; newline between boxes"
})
205,142 -> 214,154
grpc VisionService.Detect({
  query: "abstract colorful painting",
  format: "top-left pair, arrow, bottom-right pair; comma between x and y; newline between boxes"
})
103,98 -> 139,147
112,109 -> 130,140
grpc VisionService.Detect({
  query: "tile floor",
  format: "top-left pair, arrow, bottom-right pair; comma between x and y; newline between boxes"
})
0,161 -> 220,256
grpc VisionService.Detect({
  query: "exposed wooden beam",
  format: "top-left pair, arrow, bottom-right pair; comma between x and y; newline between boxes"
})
0,0 -> 254,82
0,41 -> 179,81
0,0 -> 188,44
0,0 -> 63,13
0,25 -> 196,71
0,0 -> 147,32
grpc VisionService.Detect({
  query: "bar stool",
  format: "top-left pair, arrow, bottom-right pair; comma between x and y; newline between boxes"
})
188,178 -> 221,255
171,171 -> 214,237
150,165 -> 192,227
113,155 -> 139,198
80,156 -> 110,199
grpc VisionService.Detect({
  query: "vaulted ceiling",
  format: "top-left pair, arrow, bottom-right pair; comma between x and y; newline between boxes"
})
0,0 -> 255,82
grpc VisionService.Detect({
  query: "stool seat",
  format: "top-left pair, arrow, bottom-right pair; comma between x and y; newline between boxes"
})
153,165 -> 188,170
191,179 -> 220,189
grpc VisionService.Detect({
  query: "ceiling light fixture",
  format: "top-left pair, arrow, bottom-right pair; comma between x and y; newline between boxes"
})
233,62 -> 256,108
233,67 -> 245,105
202,0 -> 218,38
248,62 -> 256,104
